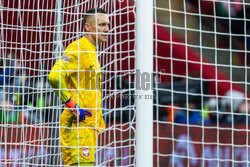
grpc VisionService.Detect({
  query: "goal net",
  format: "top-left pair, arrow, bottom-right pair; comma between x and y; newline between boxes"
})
0,0 -> 249,166
0,0 -> 136,166
154,0 -> 250,166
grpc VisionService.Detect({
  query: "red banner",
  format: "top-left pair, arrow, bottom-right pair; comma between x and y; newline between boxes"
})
154,124 -> 250,167
0,125 -> 50,167
98,123 -> 250,167
1,124 -> 249,166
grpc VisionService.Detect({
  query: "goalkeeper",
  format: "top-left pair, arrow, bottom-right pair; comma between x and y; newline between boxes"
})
48,8 -> 109,166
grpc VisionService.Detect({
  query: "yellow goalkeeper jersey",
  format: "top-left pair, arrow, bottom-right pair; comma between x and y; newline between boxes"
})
49,37 -> 105,132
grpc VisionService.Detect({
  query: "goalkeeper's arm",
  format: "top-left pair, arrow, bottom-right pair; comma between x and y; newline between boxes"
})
48,64 -> 92,122
48,64 -> 71,103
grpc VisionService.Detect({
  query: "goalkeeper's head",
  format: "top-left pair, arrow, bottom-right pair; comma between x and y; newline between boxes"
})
83,8 -> 110,45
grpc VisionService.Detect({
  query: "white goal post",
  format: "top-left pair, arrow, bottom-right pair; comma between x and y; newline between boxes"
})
0,0 -> 249,167
135,0 -> 153,166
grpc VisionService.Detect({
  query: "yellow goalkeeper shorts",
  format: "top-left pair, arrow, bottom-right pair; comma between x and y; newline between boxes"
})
60,109 -> 98,166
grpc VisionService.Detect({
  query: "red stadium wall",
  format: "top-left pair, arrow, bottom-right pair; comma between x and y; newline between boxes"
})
0,125 -> 50,166
99,123 -> 249,166
0,123 -> 248,166
154,124 -> 250,167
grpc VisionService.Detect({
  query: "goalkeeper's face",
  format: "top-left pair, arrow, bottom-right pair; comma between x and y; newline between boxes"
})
87,14 -> 110,43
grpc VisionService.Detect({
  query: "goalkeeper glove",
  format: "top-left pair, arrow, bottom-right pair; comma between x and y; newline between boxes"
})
64,97 -> 92,122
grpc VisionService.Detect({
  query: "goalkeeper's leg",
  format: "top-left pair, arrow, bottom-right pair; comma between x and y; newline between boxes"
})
60,110 -> 97,166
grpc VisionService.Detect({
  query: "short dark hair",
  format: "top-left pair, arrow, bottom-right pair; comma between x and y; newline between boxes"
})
83,8 -> 107,31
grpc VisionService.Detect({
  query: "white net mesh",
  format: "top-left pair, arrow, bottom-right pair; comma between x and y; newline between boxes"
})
154,0 -> 249,166
1,0 -> 250,166
0,0 -> 136,166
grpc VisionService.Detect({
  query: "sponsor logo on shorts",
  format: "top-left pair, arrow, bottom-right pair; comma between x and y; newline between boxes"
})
61,55 -> 70,62
82,148 -> 90,157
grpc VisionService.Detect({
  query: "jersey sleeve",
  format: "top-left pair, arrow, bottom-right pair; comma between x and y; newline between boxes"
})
48,46 -> 79,103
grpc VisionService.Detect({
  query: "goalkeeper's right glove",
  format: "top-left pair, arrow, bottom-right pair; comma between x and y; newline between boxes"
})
64,97 -> 92,122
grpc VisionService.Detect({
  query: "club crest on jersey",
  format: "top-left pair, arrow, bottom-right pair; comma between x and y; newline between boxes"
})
82,148 -> 90,157
61,55 -> 70,62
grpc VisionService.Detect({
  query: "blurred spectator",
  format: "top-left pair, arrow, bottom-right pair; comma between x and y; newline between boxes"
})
220,90 -> 250,124
0,53 -> 48,124
17,77 -> 48,123
0,53 -> 21,123
174,102 -> 211,124
0,53 -> 23,103
0,53 -> 16,101
205,90 -> 250,124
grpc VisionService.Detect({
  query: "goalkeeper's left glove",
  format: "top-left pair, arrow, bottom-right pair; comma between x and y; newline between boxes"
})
64,97 -> 92,122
